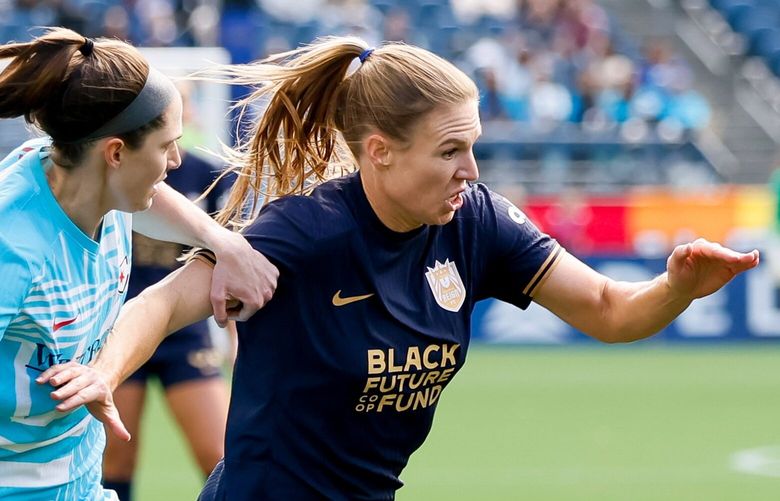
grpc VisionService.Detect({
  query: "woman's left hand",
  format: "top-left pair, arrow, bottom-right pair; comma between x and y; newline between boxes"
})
666,238 -> 759,300
209,231 -> 279,327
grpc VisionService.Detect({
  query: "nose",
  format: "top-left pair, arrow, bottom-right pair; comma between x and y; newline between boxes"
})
459,150 -> 479,182
168,143 -> 182,170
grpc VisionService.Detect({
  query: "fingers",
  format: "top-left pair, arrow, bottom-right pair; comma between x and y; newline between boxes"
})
36,361 -> 79,385
211,288 -> 228,328
668,242 -> 692,269
55,382 -> 103,412
233,304 -> 256,322
33,361 -> 130,440
687,240 -> 760,265
50,374 -> 92,406
103,408 -> 131,442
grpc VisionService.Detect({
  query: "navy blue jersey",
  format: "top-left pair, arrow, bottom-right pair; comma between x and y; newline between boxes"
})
218,172 -> 562,500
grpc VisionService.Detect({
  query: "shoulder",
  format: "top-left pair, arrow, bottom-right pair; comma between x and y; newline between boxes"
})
0,138 -> 51,206
241,175 -> 359,269
244,175 -> 357,241
455,183 -> 528,225
0,171 -> 49,254
0,138 -> 50,171
0,232 -> 34,286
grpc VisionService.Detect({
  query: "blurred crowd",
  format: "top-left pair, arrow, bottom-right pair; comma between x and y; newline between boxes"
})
0,0 -> 711,134
459,2 -> 711,134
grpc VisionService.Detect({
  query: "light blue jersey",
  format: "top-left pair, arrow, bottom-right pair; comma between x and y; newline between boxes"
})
0,139 -> 131,499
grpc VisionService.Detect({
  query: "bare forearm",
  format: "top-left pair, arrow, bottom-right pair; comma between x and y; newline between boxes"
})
94,262 -> 215,389
535,253 -> 695,344
94,294 -> 172,390
598,273 -> 692,343
133,183 -> 225,248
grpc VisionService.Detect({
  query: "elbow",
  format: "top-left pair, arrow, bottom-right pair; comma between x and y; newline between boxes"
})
596,332 -> 635,344
588,328 -> 626,344
585,315 -> 644,344
589,323 -> 658,344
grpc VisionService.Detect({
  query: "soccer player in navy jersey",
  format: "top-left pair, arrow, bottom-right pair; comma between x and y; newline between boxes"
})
43,37 -> 759,500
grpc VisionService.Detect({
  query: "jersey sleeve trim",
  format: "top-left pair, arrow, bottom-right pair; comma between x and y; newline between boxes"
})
522,243 -> 564,297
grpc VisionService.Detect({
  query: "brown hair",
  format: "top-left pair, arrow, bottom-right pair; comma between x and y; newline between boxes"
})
202,36 -> 478,228
0,27 -> 165,167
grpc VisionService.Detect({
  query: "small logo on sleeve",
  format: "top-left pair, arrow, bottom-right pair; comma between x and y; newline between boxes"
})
118,255 -> 130,294
332,290 -> 374,307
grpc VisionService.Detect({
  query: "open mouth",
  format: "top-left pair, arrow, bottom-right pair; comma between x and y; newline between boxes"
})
447,192 -> 464,210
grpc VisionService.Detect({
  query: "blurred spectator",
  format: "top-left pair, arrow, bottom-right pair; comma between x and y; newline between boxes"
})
317,0 -> 382,44
528,52 -> 573,126
475,66 -> 510,121
259,0 -> 322,23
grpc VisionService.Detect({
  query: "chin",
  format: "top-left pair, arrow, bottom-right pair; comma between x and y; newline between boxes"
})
130,197 -> 154,213
432,212 -> 456,226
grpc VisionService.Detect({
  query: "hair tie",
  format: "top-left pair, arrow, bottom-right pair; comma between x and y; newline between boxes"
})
358,48 -> 374,64
79,38 -> 94,57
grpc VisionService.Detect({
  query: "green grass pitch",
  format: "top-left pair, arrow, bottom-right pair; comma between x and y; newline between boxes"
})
135,346 -> 780,500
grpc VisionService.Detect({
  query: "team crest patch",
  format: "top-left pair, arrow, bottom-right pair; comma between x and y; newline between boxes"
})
425,259 -> 466,312
118,256 -> 129,294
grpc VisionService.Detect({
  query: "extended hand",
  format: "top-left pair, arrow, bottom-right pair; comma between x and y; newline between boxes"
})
36,361 -> 130,442
666,238 -> 759,300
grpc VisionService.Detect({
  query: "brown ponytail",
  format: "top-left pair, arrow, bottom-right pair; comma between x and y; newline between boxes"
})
0,27 -> 162,167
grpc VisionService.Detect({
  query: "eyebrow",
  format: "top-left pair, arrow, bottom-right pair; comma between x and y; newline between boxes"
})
438,136 -> 472,147
437,131 -> 482,148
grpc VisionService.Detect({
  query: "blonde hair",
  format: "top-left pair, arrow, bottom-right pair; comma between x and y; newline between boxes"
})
205,36 -> 479,229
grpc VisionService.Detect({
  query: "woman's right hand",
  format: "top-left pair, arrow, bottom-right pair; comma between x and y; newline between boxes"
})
36,361 -> 131,442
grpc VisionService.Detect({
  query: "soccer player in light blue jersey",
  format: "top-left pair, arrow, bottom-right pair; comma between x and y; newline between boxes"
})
45,38 -> 759,499
0,28 -> 278,500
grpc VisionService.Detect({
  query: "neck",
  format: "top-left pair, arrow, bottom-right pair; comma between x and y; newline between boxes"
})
46,160 -> 108,239
359,168 -> 421,233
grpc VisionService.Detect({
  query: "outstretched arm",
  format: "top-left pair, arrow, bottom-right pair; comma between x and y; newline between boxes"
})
134,182 -> 278,326
36,258 -> 218,440
534,239 -> 759,343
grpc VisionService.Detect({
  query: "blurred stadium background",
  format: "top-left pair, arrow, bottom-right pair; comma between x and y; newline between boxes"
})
4,0 -> 780,498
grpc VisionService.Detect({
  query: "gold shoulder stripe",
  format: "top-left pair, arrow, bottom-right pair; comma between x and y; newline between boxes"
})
523,243 -> 565,297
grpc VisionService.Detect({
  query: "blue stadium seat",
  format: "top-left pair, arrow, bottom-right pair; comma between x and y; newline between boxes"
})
751,27 -> 780,59
768,50 -> 780,76
710,0 -> 754,14
730,5 -> 779,36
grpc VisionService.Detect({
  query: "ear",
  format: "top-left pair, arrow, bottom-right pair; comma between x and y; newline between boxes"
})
364,133 -> 394,170
103,138 -> 125,170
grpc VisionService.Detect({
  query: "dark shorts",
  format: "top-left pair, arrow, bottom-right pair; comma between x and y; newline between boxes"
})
125,320 -> 223,388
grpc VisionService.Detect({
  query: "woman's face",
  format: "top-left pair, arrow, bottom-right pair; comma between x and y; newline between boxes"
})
108,94 -> 183,213
372,100 -> 482,232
